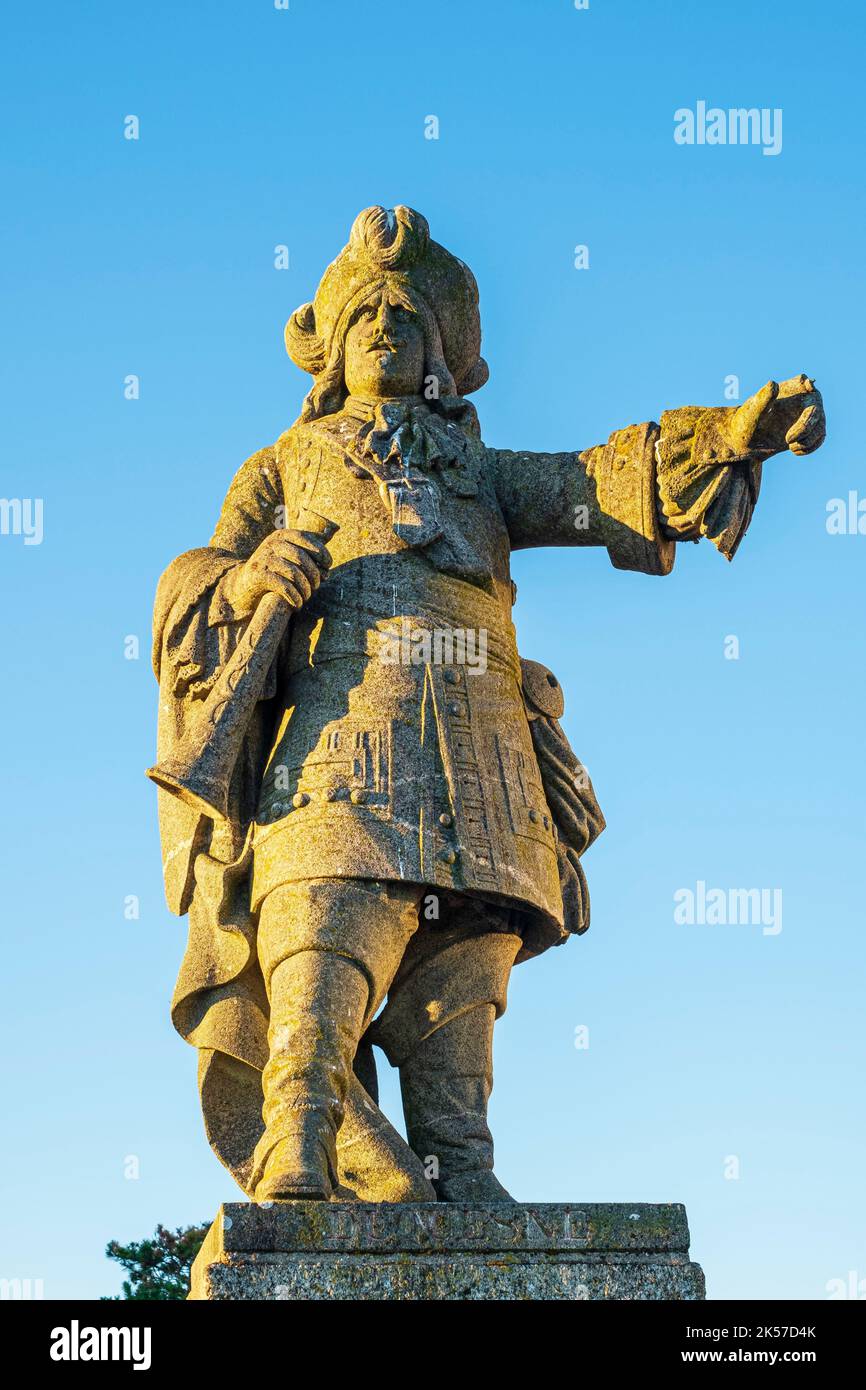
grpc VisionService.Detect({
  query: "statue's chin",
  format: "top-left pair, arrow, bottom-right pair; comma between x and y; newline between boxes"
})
347,372 -> 423,400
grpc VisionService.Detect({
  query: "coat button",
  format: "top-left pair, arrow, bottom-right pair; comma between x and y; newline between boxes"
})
350,789 -> 367,804
529,809 -> 539,823
438,812 -> 453,827
445,669 -> 459,684
439,848 -> 458,865
292,792 -> 309,808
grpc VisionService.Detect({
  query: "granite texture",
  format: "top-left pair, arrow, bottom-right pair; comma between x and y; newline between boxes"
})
190,1201 -> 706,1301
149,203 -> 825,1207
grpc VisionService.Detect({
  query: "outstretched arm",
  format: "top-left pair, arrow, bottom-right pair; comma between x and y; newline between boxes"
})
491,375 -> 825,575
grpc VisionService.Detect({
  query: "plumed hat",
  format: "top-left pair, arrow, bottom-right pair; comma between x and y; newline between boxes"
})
284,205 -> 489,395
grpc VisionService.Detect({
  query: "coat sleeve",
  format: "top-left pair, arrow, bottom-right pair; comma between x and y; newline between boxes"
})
491,404 -> 769,573
151,446 -> 284,913
153,447 -> 283,695
489,422 -> 676,576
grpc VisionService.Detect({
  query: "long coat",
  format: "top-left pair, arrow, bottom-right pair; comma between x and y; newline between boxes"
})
151,400 -> 670,1189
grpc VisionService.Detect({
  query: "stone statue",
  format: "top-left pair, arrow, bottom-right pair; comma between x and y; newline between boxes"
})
149,205 -> 825,1206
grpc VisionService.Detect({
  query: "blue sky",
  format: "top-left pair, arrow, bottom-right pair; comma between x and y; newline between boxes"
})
1,0 -> 863,1300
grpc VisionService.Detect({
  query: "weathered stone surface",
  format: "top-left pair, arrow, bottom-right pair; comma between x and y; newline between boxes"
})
190,1202 -> 706,1301
149,203 -> 825,1212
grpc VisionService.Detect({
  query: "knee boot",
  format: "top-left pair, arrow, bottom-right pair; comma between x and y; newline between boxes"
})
252,949 -> 370,1201
398,1004 -> 514,1202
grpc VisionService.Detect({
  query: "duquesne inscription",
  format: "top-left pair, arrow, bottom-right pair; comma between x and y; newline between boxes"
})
222,1201 -> 691,1255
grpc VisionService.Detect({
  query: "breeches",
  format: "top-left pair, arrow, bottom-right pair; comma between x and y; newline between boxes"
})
256,878 -> 523,1066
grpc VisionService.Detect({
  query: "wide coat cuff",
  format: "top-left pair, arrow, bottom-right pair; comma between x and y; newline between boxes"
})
588,421 -> 676,576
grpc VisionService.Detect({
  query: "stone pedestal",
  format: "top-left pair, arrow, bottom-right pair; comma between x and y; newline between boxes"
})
190,1201 -> 705,1300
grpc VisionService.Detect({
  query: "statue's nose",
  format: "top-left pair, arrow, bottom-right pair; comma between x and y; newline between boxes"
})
377,300 -> 398,332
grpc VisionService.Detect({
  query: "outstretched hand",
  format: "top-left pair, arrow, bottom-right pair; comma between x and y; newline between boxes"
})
727,375 -> 825,459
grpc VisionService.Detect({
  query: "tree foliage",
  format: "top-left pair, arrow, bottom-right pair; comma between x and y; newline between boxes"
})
104,1222 -> 209,1300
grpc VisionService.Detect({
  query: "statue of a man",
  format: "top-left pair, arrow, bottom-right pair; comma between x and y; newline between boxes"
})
150,206 -> 825,1204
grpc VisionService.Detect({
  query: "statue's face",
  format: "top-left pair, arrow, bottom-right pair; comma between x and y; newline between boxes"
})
344,290 -> 425,399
